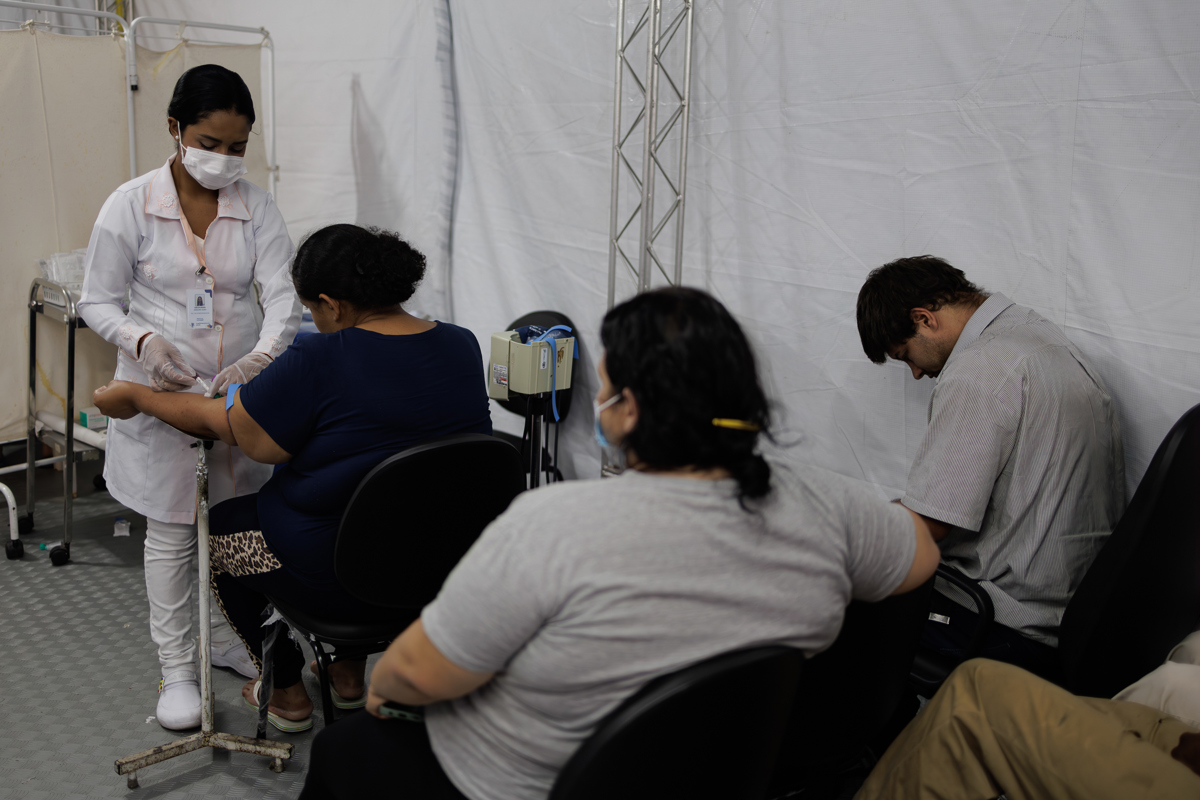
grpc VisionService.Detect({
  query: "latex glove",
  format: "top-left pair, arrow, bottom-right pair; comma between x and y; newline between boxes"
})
138,333 -> 198,392
209,352 -> 273,397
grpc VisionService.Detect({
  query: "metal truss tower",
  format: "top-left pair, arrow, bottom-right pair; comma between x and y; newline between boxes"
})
607,0 -> 695,309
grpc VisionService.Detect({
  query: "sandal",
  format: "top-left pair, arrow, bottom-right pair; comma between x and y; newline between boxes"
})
244,680 -> 313,733
310,660 -> 367,710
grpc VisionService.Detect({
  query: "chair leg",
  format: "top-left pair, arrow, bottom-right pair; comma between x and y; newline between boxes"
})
259,613 -> 286,739
310,636 -> 338,727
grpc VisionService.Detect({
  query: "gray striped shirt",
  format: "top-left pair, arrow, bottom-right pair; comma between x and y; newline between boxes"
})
903,293 -> 1125,646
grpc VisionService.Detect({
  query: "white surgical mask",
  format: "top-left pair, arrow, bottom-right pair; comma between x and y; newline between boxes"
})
593,393 -> 623,451
176,133 -> 247,190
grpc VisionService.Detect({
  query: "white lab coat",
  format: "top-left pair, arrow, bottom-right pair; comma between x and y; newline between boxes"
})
78,158 -> 302,524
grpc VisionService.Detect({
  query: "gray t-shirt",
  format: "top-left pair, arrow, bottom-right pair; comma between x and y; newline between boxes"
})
903,294 -> 1125,645
422,462 -> 916,800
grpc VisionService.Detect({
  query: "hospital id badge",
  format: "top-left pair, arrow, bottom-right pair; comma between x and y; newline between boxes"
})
188,288 -> 214,329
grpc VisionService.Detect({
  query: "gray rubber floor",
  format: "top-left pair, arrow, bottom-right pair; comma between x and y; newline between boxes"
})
0,457 -> 354,799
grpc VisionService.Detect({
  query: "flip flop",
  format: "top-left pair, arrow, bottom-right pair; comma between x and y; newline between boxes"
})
309,660 -> 367,710
245,680 -> 313,733
331,687 -> 367,710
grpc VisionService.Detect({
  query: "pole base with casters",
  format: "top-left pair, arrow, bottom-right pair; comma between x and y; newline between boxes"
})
48,542 -> 69,566
3,483 -> 21,559
114,440 -> 294,787
116,730 -> 293,787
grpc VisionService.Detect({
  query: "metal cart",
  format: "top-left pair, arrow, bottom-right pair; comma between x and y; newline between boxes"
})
8,278 -> 104,565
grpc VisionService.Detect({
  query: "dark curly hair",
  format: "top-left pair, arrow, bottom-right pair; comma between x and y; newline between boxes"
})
856,255 -> 986,364
601,286 -> 772,506
291,224 -> 426,309
168,64 -> 255,133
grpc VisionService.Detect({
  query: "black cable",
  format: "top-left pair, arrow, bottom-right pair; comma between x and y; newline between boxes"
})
553,422 -> 560,482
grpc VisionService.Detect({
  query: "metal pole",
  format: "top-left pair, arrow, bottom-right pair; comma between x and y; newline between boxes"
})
126,30 -> 137,180
636,0 -> 662,295
672,1 -> 694,285
607,0 -> 626,311
266,36 -> 277,198
115,439 -> 292,787
25,285 -> 38,528
196,444 -> 213,733
0,0 -> 124,24
63,292 -> 76,546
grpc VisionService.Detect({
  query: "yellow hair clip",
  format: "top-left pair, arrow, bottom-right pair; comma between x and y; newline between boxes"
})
711,418 -> 761,431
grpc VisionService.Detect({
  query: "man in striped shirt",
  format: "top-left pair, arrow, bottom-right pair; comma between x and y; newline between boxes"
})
857,255 -> 1125,677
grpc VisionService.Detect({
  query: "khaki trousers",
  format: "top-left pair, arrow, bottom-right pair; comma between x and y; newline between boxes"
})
856,659 -> 1200,800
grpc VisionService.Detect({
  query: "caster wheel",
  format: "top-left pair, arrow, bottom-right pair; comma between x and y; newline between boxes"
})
49,544 -> 70,566
5,538 -> 22,559
18,514 -> 33,535
93,474 -> 107,492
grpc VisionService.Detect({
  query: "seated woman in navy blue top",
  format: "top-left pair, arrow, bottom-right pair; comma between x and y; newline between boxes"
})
93,224 -> 492,732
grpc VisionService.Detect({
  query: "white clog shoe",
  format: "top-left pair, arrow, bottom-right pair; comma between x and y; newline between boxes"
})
156,669 -> 201,730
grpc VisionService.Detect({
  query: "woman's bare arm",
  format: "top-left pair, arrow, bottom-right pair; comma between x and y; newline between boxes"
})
227,392 -> 291,464
93,380 -> 292,464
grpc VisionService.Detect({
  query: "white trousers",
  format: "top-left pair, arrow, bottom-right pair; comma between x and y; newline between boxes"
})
145,517 -> 236,676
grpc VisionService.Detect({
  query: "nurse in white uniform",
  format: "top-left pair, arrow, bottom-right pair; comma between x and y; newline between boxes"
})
78,65 -> 301,730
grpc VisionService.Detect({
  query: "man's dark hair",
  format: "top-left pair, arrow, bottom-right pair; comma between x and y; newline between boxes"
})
601,286 -> 772,507
856,255 -> 985,364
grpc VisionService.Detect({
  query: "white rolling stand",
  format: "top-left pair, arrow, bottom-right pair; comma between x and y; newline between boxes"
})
114,439 -> 293,788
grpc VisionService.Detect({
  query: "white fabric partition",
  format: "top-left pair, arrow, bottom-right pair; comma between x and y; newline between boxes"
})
141,0 -> 1199,497
0,29 -> 127,440
447,0 -> 1200,494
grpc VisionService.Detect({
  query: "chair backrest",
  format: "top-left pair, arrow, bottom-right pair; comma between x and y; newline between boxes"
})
548,646 -> 805,800
769,577 -> 935,790
334,433 -> 526,609
1058,402 -> 1200,697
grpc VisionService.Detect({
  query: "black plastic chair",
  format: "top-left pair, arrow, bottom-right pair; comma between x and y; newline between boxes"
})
548,646 -> 805,800
768,577 -> 936,795
909,402 -> 1200,698
263,433 -> 526,728
1057,401 -> 1200,697
907,564 -> 995,697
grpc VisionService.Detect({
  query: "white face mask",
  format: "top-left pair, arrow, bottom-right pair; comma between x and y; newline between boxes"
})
176,132 -> 247,190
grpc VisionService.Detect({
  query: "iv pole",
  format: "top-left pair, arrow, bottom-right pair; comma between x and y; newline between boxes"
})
115,440 -> 293,788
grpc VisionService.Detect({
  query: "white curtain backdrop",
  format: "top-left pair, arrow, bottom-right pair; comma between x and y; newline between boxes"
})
100,2 -> 1200,498
0,28 -> 127,438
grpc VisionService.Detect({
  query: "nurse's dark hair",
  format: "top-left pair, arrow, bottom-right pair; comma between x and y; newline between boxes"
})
291,224 -> 426,309
856,255 -> 986,364
601,286 -> 772,507
168,64 -> 255,131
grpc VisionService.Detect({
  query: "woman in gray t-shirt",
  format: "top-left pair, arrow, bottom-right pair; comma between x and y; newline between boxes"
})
299,287 -> 938,800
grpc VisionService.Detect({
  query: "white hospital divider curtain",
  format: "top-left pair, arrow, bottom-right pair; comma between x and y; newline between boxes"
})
0,27 -> 268,440
444,0 -> 1200,494
0,29 -> 126,439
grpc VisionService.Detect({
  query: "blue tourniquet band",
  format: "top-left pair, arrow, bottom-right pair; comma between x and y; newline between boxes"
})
225,384 -> 243,411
